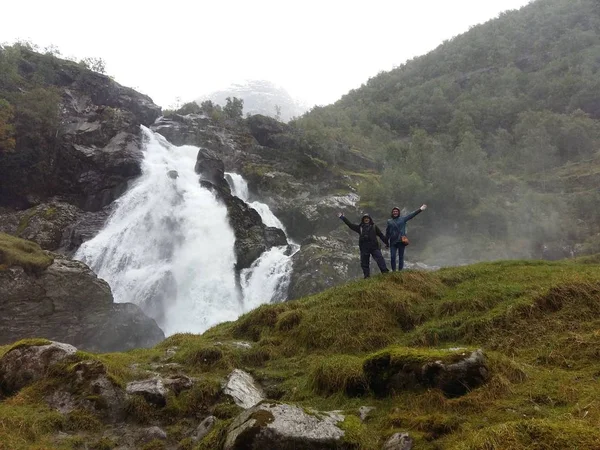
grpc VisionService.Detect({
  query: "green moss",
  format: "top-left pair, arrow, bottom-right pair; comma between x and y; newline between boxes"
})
89,438 -> 117,450
140,440 -> 166,450
64,409 -> 102,432
275,309 -> 303,331
0,403 -> 65,449
162,377 -> 222,420
16,209 -> 37,235
339,414 -> 377,449
213,401 -> 243,419
449,419 -> 600,449
7,338 -> 52,352
196,418 -> 232,450
44,207 -> 56,218
0,233 -> 53,273
309,355 -> 368,397
125,394 -> 158,424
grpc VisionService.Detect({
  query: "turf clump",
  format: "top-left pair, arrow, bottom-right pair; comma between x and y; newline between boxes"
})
0,233 -> 53,273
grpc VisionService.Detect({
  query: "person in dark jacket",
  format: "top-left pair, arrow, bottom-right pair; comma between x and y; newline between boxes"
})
385,204 -> 427,271
338,212 -> 389,278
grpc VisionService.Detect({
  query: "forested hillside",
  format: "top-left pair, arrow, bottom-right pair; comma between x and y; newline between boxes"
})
295,0 -> 600,265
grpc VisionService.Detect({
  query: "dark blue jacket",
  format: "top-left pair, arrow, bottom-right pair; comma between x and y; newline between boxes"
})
385,209 -> 421,245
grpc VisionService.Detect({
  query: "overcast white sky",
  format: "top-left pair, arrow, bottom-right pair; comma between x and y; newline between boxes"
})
1,0 -> 532,108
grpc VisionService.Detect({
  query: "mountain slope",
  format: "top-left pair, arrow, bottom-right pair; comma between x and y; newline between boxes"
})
294,0 -> 600,265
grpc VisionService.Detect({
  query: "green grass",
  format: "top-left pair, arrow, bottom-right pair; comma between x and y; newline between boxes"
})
2,259 -> 600,448
0,233 -> 53,273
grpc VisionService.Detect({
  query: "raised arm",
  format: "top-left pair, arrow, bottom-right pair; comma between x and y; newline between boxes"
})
338,213 -> 361,233
402,204 -> 427,222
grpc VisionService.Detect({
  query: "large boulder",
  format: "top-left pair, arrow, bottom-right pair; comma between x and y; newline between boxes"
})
196,147 -> 230,192
222,369 -> 266,409
0,341 -> 77,395
0,248 -> 164,352
224,403 -> 348,450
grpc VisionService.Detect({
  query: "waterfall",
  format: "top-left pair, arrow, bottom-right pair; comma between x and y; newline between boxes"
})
225,173 -> 286,230
76,127 -> 295,336
225,172 -> 299,311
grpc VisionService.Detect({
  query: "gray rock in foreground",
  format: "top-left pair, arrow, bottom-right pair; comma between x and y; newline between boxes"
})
222,369 -> 266,409
0,341 -> 77,395
225,403 -> 349,450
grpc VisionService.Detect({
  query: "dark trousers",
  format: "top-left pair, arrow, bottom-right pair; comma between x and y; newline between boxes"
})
360,248 -> 389,278
390,242 -> 406,271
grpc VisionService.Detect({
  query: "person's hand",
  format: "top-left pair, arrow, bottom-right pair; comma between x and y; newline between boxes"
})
338,212 -> 344,218
420,204 -> 427,211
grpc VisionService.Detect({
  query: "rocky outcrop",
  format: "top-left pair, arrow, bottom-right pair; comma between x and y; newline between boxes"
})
0,341 -> 77,395
0,252 -> 164,352
0,201 -> 83,251
195,147 -> 288,270
0,48 -> 161,211
126,377 -> 167,407
364,349 -> 490,398
46,359 -> 127,422
222,369 -> 266,409
288,234 -> 363,300
224,403 -> 348,450
58,207 -> 111,255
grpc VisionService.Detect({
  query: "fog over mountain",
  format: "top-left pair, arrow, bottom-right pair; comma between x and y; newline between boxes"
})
196,80 -> 308,122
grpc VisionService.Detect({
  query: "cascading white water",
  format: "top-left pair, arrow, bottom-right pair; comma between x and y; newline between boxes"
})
225,173 -> 286,230
76,127 -> 297,336
225,172 -> 298,311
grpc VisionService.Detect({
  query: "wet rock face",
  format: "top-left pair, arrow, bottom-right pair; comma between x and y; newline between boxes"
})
196,147 -> 230,192
0,48 -> 161,210
0,253 -> 164,352
0,201 -> 82,251
196,152 -> 288,271
224,403 -> 348,450
288,234 -> 362,300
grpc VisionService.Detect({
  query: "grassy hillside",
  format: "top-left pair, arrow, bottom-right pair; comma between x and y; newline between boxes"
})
293,0 -> 600,264
2,259 -> 600,449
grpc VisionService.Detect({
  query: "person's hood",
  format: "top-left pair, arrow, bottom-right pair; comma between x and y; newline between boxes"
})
391,206 -> 401,218
361,213 -> 373,224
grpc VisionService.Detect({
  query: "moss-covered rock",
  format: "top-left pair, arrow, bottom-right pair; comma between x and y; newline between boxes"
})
0,232 -> 53,273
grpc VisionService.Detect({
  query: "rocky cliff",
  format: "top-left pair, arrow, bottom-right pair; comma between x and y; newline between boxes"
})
0,233 -> 164,352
